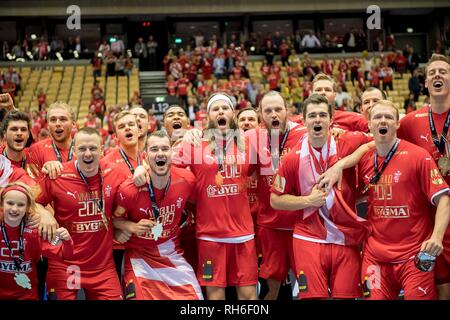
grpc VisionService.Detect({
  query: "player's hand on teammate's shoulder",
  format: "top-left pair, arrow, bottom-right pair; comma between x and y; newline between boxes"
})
42,161 -> 64,179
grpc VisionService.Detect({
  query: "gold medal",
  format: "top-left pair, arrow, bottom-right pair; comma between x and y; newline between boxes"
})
438,157 -> 450,176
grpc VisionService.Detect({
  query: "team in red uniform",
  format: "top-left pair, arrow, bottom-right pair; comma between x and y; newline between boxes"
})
36,128 -> 122,300
173,93 -> 258,300
359,100 -> 450,300
245,91 -> 306,300
0,183 -> 73,300
113,132 -> 203,300
27,102 -> 76,180
271,94 -> 372,299
397,54 -> 450,299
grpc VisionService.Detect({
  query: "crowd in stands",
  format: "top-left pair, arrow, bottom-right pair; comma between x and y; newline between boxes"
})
162,35 -> 433,125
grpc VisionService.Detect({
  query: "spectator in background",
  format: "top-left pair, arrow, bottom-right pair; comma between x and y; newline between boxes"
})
11,40 -> 24,59
2,41 -> 8,60
279,39 -> 290,66
98,39 -> 110,59
73,36 -> 87,58
194,31 -> 205,47
288,49 -> 300,66
37,88 -> 47,110
147,35 -> 158,71
409,69 -> 422,101
395,50 -> 407,78
264,39 -> 275,66
301,30 -> 321,50
130,91 -> 142,106
124,55 -> 133,77
406,45 -> 420,75
368,65 -> 380,88
91,51 -> 102,81
169,56 -> 183,80
321,55 -> 334,76
134,37 -> 148,71
344,29 -> 357,52
380,63 -> 394,91
115,54 -> 126,76
349,55 -> 361,86
213,49 -> 226,79
404,93 -> 417,114
50,36 -> 64,59
37,37 -> 49,60
105,51 -> 117,76
335,84 -> 352,109
111,34 -> 125,57
6,67 -> 20,94
294,30 -> 302,52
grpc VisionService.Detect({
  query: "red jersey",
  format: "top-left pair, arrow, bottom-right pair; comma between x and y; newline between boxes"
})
271,132 -> 372,245
36,160 -> 114,270
166,80 -> 177,96
358,140 -> 450,262
177,78 -> 189,96
0,225 -> 73,300
27,138 -> 75,179
114,167 -> 195,247
246,123 -> 307,229
0,146 -> 29,169
173,138 -> 255,240
268,74 -> 278,90
398,105 -> 450,184
321,60 -> 334,75
332,110 -> 369,132
100,148 -> 143,221
369,70 -> 380,87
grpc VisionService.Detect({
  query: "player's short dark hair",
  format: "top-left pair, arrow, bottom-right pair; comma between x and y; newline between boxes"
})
236,107 -> 259,122
1,110 -> 34,147
302,94 -> 333,119
163,105 -> 187,121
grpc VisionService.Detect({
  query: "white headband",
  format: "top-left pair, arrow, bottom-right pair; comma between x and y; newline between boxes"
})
207,94 -> 234,113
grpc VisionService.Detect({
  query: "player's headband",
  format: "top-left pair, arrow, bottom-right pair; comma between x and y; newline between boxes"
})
1,185 -> 30,200
206,94 -> 234,113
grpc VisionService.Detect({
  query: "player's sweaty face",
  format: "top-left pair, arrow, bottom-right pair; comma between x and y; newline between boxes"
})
6,120 -> 29,152
369,104 -> 399,142
130,108 -> 149,139
313,80 -> 336,106
115,115 -> 139,147
163,107 -> 189,141
305,103 -> 331,142
48,108 -> 73,143
75,132 -> 102,177
237,110 -> 258,132
260,94 -> 287,133
147,136 -> 172,176
208,101 -> 234,132
425,61 -> 450,98
361,90 -> 383,119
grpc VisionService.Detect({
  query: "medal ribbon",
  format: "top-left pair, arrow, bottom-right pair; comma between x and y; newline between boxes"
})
75,161 -> 108,230
428,106 -> 450,155
268,126 -> 290,170
119,148 -> 141,174
52,140 -> 74,163
2,149 -> 26,169
147,177 -> 171,220
216,137 -> 234,172
362,139 -> 400,194
0,219 -> 25,272
308,136 -> 332,175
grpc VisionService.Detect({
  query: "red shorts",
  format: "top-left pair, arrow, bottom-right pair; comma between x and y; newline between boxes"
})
435,228 -> 450,285
256,226 -> 295,282
197,239 -> 258,288
179,225 -> 198,272
293,238 -> 362,299
361,254 -> 437,300
46,263 -> 122,300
